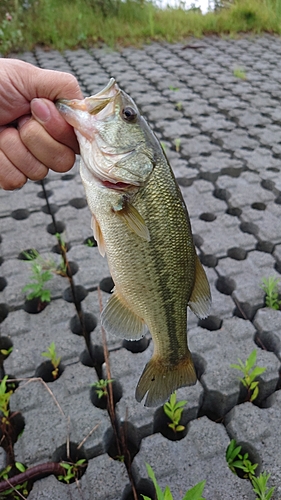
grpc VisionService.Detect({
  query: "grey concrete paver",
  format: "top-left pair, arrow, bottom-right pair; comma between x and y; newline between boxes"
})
135,417 -> 255,499
1,35 -> 281,498
225,392 -> 281,499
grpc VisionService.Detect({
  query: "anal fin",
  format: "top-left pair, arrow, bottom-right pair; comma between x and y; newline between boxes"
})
101,291 -> 147,340
188,254 -> 212,319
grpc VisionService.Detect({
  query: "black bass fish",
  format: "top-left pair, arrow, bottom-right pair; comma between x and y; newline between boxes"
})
56,79 -> 211,407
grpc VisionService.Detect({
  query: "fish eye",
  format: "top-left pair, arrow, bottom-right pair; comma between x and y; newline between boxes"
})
122,107 -> 137,123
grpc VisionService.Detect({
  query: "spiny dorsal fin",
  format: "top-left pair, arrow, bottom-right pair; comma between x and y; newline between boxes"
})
112,200 -> 150,242
188,254 -> 212,319
91,215 -> 106,257
101,291 -> 148,340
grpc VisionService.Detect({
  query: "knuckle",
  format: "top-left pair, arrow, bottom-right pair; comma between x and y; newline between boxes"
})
19,119 -> 39,145
0,127 -> 18,148
52,149 -> 75,172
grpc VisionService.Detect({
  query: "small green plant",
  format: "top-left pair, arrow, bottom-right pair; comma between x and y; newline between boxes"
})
233,67 -> 247,79
227,441 -> 275,498
168,85 -> 179,91
0,347 -> 13,357
85,237 -> 95,247
226,439 -> 258,481
160,141 -> 167,153
174,138 -> 181,153
230,349 -> 266,402
0,462 -> 28,499
163,392 -> 187,433
55,233 -> 68,276
22,256 -> 53,303
252,472 -> 275,500
175,101 -> 183,111
0,376 -> 13,423
58,459 -> 86,484
142,463 -> 206,500
41,342 -> 61,379
260,276 -> 281,310
91,378 -> 113,399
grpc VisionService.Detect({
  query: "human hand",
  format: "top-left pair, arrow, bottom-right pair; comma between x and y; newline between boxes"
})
0,58 -> 83,190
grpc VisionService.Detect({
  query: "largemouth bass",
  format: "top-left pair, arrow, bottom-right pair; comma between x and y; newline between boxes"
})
56,79 -> 211,407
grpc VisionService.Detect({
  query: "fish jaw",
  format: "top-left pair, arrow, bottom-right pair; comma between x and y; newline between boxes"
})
56,78 -> 120,140
57,78 -> 155,190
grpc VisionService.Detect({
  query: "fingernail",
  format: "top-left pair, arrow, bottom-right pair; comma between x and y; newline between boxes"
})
31,98 -> 51,123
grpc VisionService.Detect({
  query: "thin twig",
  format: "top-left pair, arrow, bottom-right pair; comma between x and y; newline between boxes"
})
0,477 -> 27,499
97,287 -> 138,500
12,377 -> 66,418
40,180 -> 90,354
78,423 -> 100,450
67,416 -> 71,460
232,295 -> 248,320
97,287 -> 118,437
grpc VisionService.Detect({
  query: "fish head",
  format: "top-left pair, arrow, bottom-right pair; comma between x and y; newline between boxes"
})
56,78 -> 160,191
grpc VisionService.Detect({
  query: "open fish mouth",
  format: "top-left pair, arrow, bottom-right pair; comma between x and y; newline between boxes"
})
56,78 -> 120,121
56,79 -> 142,190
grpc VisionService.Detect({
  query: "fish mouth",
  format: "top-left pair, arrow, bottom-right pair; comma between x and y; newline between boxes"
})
100,180 -> 137,190
56,79 -> 140,191
56,78 -> 120,121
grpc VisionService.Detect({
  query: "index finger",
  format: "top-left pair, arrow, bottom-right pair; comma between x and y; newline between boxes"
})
0,59 -> 83,124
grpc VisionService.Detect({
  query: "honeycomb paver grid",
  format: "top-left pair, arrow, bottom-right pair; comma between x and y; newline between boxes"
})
1,36 -> 281,498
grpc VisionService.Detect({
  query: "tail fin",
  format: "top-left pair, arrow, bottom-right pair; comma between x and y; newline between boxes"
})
135,353 -> 197,407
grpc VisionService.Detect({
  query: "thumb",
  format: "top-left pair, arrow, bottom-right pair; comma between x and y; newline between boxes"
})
31,98 -> 80,153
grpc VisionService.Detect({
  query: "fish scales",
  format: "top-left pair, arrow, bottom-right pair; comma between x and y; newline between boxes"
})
56,78 -> 211,407
92,154 -> 195,357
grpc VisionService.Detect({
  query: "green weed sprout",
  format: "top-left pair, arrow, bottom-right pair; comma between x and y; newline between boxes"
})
22,256 -> 53,303
230,349 -> 266,402
227,442 -> 275,498
142,463 -> 206,500
0,347 -> 13,357
91,379 -> 113,399
41,342 -> 61,379
85,238 -> 95,247
174,138 -> 181,153
0,462 -> 28,499
58,459 -> 86,484
163,392 -> 187,433
55,233 -> 68,276
0,376 -> 13,423
175,101 -> 182,111
226,439 -> 258,481
168,85 -> 179,91
252,472 -> 275,500
260,276 -> 281,310
233,67 -> 246,79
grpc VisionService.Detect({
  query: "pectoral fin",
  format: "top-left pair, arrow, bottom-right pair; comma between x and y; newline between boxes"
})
112,199 -> 150,242
188,255 -> 212,319
101,291 -> 148,340
91,215 -> 106,257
